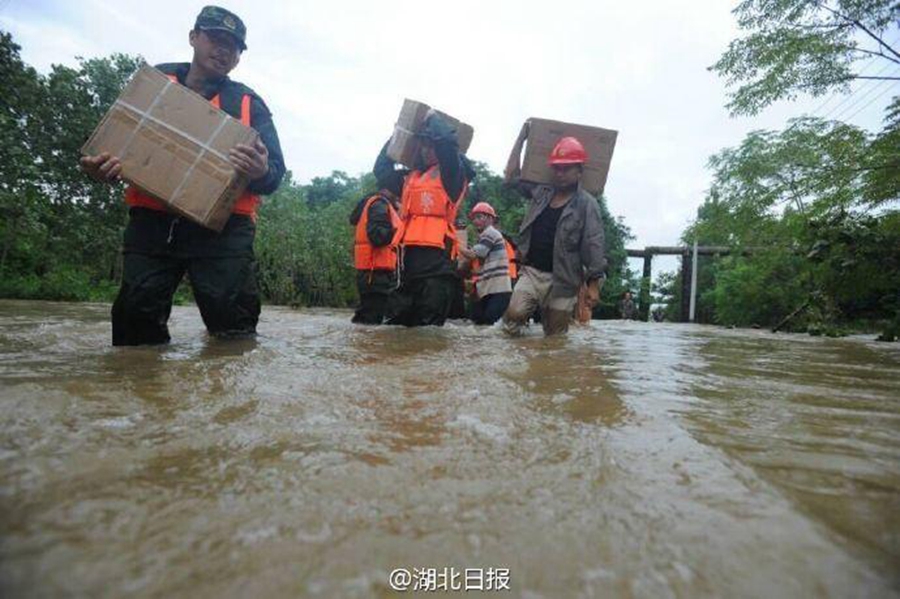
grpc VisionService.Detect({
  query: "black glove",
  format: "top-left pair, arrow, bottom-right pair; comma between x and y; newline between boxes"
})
419,111 -> 458,144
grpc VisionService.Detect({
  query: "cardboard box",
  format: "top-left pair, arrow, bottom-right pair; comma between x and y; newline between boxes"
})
455,228 -> 469,269
518,118 -> 618,196
82,65 -> 259,231
456,227 -> 468,251
387,99 -> 474,168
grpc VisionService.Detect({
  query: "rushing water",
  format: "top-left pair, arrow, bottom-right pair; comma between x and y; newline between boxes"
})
0,299 -> 898,598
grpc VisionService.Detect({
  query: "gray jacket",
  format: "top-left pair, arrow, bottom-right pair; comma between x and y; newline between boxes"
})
516,184 -> 607,298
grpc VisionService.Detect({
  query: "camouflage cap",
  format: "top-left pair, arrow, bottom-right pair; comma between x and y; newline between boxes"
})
194,6 -> 247,50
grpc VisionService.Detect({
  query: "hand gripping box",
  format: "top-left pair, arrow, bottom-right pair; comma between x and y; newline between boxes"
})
518,118 -> 618,196
386,99 -> 474,168
82,65 -> 259,231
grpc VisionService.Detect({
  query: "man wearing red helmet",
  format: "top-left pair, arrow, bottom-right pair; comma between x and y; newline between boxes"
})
459,201 -> 513,325
502,123 -> 606,336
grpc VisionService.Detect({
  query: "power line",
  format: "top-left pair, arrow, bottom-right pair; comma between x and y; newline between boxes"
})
807,86 -> 844,117
806,35 -> 900,120
815,60 -> 898,120
843,82 -> 899,122
827,68 -> 900,121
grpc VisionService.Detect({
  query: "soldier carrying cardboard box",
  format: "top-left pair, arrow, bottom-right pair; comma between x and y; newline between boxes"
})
373,112 -> 476,327
80,6 -> 285,346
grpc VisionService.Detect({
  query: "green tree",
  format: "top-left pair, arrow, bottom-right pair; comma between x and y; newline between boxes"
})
256,171 -> 377,307
0,30 -> 142,300
864,97 -> 900,205
712,0 -> 899,116
0,32 -> 46,277
680,1 -> 900,336
711,0 -> 900,207
306,170 -> 362,206
679,119 -> 899,331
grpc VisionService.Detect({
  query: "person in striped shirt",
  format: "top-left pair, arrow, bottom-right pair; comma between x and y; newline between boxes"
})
459,202 -> 513,325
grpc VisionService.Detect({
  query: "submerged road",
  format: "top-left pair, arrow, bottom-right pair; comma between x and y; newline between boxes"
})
0,300 -> 898,597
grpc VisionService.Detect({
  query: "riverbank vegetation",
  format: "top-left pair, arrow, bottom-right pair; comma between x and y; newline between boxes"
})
656,1 -> 899,340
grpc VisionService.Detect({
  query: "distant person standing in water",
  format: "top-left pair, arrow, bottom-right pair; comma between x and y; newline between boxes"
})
619,291 -> 637,320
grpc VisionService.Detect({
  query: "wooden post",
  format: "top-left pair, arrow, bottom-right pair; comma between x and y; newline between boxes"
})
680,251 -> 692,323
640,251 -> 652,322
624,244 -> 762,324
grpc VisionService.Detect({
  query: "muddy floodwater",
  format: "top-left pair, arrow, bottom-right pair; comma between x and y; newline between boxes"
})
0,299 -> 898,597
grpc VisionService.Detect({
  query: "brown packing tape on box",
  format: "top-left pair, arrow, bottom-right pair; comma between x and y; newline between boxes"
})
386,99 -> 474,169
518,118 -> 618,196
82,65 -> 259,232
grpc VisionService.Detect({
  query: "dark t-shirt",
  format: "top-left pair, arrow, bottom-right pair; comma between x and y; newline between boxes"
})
525,205 -> 563,272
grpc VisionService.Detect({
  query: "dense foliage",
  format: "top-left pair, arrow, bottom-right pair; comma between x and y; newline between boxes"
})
659,0 -> 899,338
1,32 -> 139,300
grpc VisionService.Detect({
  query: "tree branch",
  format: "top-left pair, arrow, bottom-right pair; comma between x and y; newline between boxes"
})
850,75 -> 900,81
821,4 -> 900,62
852,161 -> 900,172
795,22 -> 851,31
847,47 -> 900,65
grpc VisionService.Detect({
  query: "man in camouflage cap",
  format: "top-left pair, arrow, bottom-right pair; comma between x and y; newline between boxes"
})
194,5 -> 248,50
81,6 -> 286,346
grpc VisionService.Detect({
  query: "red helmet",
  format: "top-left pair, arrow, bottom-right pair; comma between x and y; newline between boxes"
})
548,136 -> 588,165
468,201 -> 497,219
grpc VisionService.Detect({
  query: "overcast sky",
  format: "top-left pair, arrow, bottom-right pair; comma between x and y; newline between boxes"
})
1,0 -> 894,276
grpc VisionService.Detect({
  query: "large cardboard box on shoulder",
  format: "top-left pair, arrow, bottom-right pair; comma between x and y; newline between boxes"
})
518,118 -> 618,196
387,99 -> 474,168
82,64 -> 259,232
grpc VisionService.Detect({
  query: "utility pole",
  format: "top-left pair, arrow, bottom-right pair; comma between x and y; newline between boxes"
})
689,239 -> 698,322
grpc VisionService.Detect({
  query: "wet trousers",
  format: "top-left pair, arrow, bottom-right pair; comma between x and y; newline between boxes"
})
352,294 -> 390,324
471,292 -> 512,325
111,208 -> 260,346
502,266 -> 577,336
352,270 -> 396,325
385,275 -> 455,327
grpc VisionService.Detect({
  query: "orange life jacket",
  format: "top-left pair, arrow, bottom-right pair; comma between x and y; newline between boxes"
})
354,194 -> 403,271
123,74 -> 261,219
505,238 -> 518,280
471,237 -> 518,282
399,165 -> 465,255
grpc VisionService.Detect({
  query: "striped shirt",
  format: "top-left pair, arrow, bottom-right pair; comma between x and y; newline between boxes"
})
472,225 -> 512,298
